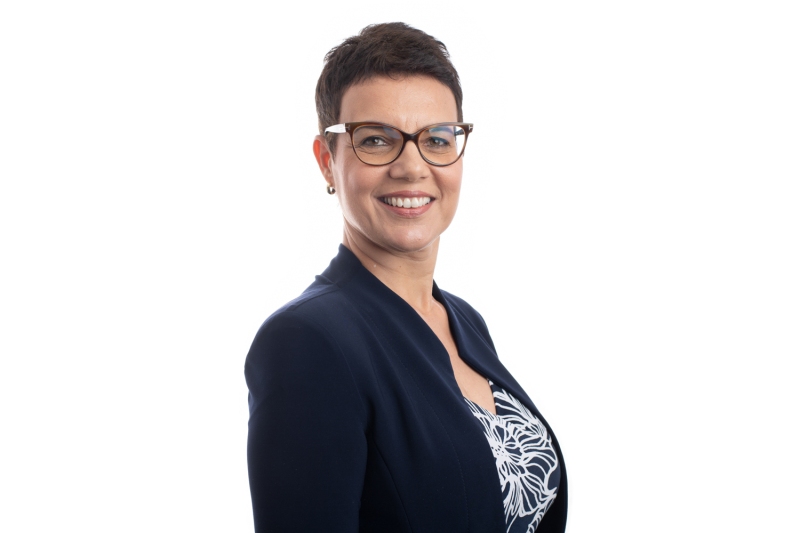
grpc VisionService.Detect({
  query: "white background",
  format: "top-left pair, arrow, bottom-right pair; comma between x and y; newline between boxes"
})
1,1 -> 798,531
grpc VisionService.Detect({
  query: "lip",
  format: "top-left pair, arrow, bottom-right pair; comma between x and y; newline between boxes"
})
379,190 -> 433,198
377,190 -> 436,218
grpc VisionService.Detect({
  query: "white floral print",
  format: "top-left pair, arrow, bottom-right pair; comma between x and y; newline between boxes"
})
464,382 -> 559,533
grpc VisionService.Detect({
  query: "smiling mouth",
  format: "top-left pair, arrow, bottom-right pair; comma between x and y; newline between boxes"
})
381,196 -> 433,209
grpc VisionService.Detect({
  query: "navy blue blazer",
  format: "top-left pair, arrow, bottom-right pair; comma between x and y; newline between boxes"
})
246,245 -> 567,532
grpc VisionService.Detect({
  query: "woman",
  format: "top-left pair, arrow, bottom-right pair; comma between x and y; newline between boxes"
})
246,23 -> 567,533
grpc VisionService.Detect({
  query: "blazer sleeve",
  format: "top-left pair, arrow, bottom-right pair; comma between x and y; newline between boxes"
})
245,310 -> 367,532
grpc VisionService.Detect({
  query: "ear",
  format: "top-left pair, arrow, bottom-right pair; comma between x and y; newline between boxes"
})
313,135 -> 335,189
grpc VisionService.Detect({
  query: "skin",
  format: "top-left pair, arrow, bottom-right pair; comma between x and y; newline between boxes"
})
313,75 -> 496,414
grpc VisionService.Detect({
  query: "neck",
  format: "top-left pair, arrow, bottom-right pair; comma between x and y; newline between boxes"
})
343,229 -> 440,314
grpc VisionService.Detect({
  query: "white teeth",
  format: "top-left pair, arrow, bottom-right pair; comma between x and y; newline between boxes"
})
382,197 -> 432,209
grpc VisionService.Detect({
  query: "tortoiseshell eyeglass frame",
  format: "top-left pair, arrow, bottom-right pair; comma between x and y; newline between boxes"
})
324,122 -> 474,167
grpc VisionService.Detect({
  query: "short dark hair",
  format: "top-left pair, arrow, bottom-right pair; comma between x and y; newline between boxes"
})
315,22 -> 463,152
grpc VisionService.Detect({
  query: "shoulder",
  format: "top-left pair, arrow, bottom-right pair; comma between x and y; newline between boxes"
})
248,284 -> 348,366
245,279 -> 372,392
245,285 -> 370,418
251,273 -> 359,341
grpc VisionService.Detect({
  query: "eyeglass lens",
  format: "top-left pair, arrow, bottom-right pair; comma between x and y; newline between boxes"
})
351,124 -> 467,166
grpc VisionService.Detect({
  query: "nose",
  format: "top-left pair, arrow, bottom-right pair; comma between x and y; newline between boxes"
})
387,139 -> 430,181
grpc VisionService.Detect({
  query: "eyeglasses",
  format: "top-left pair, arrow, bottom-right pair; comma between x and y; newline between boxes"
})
324,122 -> 474,166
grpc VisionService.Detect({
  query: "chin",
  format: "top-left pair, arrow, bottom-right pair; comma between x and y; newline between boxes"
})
383,233 -> 439,254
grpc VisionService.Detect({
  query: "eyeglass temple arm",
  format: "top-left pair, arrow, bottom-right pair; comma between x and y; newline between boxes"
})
324,124 -> 347,134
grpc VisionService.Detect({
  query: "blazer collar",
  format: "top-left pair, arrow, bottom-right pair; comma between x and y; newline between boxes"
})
317,244 -> 541,419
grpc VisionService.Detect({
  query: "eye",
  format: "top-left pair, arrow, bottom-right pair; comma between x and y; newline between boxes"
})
425,136 -> 451,147
352,125 -> 401,152
421,132 -> 455,153
359,135 -> 390,147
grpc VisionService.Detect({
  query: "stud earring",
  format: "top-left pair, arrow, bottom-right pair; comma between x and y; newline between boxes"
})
326,185 -> 336,195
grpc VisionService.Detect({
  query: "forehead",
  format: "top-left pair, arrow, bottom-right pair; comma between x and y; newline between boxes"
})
339,75 -> 458,132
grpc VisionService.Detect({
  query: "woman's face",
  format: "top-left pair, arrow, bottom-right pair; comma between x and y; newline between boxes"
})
314,75 -> 462,257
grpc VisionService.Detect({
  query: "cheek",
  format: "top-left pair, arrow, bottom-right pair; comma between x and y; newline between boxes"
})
442,168 -> 463,197
442,171 -> 463,220
335,167 -> 379,219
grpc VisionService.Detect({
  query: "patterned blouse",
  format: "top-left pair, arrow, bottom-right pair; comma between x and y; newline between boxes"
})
464,381 -> 561,533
